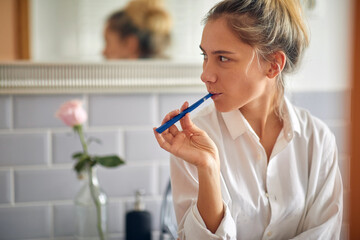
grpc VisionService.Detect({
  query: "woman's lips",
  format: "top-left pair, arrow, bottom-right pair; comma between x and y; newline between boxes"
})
210,92 -> 222,100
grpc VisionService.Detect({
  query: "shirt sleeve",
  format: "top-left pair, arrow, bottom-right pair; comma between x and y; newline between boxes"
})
291,133 -> 343,240
170,154 -> 237,240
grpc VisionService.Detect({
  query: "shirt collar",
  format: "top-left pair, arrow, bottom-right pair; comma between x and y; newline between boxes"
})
221,109 -> 248,140
284,97 -> 301,137
220,97 -> 301,141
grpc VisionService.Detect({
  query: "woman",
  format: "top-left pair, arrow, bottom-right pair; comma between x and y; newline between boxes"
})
103,0 -> 171,59
153,0 -> 343,239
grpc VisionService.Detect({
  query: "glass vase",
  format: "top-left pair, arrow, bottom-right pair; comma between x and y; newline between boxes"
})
74,166 -> 108,240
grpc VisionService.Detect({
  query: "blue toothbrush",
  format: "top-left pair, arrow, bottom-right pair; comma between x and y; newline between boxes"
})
156,93 -> 213,133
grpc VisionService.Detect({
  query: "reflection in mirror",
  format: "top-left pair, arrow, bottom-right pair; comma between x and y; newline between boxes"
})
30,0 -> 220,61
102,0 -> 172,59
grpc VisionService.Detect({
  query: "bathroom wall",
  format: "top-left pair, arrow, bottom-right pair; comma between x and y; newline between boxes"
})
0,89 -> 350,240
0,0 -> 353,238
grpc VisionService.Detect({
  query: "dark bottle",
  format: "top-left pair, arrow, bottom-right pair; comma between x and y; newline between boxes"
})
126,190 -> 152,240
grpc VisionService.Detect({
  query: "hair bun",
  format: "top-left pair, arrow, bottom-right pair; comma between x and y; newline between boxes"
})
125,0 -> 172,34
144,9 -> 172,35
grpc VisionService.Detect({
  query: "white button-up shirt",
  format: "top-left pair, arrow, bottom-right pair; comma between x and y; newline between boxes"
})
170,98 -> 343,240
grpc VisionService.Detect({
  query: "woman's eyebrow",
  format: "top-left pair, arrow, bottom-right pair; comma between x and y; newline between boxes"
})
199,45 -> 235,55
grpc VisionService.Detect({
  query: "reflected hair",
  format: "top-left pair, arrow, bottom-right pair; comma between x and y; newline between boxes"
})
204,0 -> 309,118
107,0 -> 172,58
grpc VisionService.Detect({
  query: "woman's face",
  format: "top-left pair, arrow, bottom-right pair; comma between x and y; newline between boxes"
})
102,25 -> 137,59
200,17 -> 271,113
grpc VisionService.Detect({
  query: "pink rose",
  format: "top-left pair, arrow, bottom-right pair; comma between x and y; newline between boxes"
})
56,100 -> 88,127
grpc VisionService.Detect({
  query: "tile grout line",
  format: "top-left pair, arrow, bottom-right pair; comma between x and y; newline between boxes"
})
48,130 -> 53,167
153,164 -> 160,196
119,128 -> 126,160
50,203 -> 55,239
10,168 -> 15,206
9,95 -> 14,130
0,199 -> 74,208
153,93 -> 160,126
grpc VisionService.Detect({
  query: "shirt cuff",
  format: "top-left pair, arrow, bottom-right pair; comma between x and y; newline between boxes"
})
182,200 -> 236,240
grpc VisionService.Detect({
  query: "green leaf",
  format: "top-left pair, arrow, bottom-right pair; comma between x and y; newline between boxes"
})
74,160 -> 87,173
90,158 -> 97,167
72,152 -> 84,159
96,155 -> 125,168
73,155 -> 90,173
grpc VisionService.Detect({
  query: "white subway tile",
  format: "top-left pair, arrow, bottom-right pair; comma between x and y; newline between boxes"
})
54,202 -> 126,237
109,235 -> 124,240
125,129 -> 169,162
53,130 -> 124,164
159,164 -> 171,195
338,156 -> 350,190
0,205 -> 51,239
52,131 -> 83,164
0,95 -> 11,129
54,204 -> 76,237
0,132 -> 49,166
291,91 -> 350,121
108,201 -> 126,234
13,95 -> 83,128
330,124 -> 350,154
89,94 -> 156,126
0,170 -> 11,203
98,166 -> 157,197
15,168 -> 80,202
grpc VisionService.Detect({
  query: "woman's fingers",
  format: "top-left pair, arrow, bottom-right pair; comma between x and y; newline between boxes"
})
168,124 -> 179,136
155,103 -> 191,151
159,109 -> 180,137
180,101 -> 189,112
161,109 -> 180,125
180,113 -> 191,131
179,100 -> 201,133
153,128 -> 172,151
179,102 -> 192,131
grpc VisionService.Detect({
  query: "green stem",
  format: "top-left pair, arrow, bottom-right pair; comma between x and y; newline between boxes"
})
75,125 -> 105,240
75,125 -> 88,154
88,166 -> 105,240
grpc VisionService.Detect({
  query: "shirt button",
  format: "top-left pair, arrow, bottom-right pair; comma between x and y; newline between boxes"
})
265,192 -> 269,198
267,231 -> 273,237
287,132 -> 292,139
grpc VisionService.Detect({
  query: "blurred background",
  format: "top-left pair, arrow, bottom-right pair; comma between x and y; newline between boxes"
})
0,0 -> 358,239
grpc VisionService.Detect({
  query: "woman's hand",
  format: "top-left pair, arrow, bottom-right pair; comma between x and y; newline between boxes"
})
153,101 -> 219,168
155,102 -> 224,233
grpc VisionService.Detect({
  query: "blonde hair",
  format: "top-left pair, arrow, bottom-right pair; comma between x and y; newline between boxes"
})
107,0 -> 172,58
204,0 -> 309,118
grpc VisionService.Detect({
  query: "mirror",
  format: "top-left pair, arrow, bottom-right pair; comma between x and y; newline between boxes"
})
30,0 -> 220,62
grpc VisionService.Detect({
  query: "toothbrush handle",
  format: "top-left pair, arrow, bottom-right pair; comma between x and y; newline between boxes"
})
155,93 -> 213,134
156,112 -> 186,133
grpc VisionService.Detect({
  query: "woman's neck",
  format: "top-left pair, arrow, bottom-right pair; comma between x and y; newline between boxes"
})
240,88 -> 284,160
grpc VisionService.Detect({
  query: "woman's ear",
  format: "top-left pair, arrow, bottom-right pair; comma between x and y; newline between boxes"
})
266,51 -> 286,79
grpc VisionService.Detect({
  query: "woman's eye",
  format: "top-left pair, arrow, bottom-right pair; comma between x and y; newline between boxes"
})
219,56 -> 229,62
201,53 -> 208,60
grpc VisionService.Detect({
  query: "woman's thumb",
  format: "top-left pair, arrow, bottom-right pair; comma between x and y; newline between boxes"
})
181,113 -> 202,133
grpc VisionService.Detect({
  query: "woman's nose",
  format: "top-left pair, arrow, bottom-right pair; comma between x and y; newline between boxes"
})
201,62 -> 217,83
